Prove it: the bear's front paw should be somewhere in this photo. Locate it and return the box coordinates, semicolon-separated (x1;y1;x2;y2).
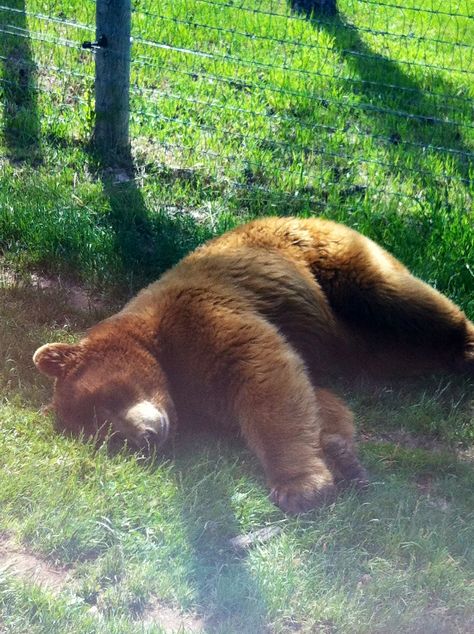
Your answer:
270;474;337;515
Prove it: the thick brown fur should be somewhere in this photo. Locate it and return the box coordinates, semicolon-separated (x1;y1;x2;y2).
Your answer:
33;217;474;514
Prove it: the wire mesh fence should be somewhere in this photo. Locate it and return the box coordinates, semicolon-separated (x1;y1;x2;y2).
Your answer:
0;1;473;221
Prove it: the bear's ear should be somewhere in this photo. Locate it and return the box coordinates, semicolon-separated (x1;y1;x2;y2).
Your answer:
33;342;82;378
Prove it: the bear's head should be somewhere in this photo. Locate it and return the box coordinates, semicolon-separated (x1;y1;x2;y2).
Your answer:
33;325;177;453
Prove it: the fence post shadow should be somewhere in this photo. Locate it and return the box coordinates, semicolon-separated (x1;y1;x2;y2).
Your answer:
290;0;337;15
92;146;159;292
0;0;42;163
287;1;473;184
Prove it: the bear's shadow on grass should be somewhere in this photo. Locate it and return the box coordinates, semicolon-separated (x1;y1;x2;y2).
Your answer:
137;429;274;631
286;1;473;185
0;0;42;164
91;420;272;628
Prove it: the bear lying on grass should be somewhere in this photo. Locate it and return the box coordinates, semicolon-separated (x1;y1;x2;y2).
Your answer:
34;217;474;514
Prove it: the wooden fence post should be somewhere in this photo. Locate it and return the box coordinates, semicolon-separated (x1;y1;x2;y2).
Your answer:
295;0;337;15
94;0;131;159
318;0;337;13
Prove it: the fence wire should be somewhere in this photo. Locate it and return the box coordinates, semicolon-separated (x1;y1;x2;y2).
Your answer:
0;1;473;217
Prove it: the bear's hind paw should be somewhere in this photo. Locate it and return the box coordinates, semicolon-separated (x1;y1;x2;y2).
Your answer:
323;437;369;491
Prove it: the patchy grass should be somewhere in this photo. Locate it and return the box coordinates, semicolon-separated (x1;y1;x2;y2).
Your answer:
0;0;473;632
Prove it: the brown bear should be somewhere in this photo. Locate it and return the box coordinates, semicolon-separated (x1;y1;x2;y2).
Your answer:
33;217;474;514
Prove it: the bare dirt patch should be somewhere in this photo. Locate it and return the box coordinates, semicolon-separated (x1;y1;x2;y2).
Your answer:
141;599;204;632
457;446;474;463
29;273;107;314
360;428;447;452
0;536;205;631
0;266;107;315
361;427;474;466
0;535;71;592
414;474;450;511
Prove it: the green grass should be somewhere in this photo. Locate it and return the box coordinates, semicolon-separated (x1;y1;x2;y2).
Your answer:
0;0;473;304
0;0;474;632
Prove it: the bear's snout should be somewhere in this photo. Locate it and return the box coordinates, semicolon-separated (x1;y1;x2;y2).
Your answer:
124;401;170;451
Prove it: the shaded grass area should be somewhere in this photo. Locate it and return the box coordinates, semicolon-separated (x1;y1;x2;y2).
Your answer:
0;0;42;163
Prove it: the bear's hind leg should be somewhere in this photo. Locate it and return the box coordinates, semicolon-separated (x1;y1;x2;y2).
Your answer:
322;262;474;376
315;388;369;490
